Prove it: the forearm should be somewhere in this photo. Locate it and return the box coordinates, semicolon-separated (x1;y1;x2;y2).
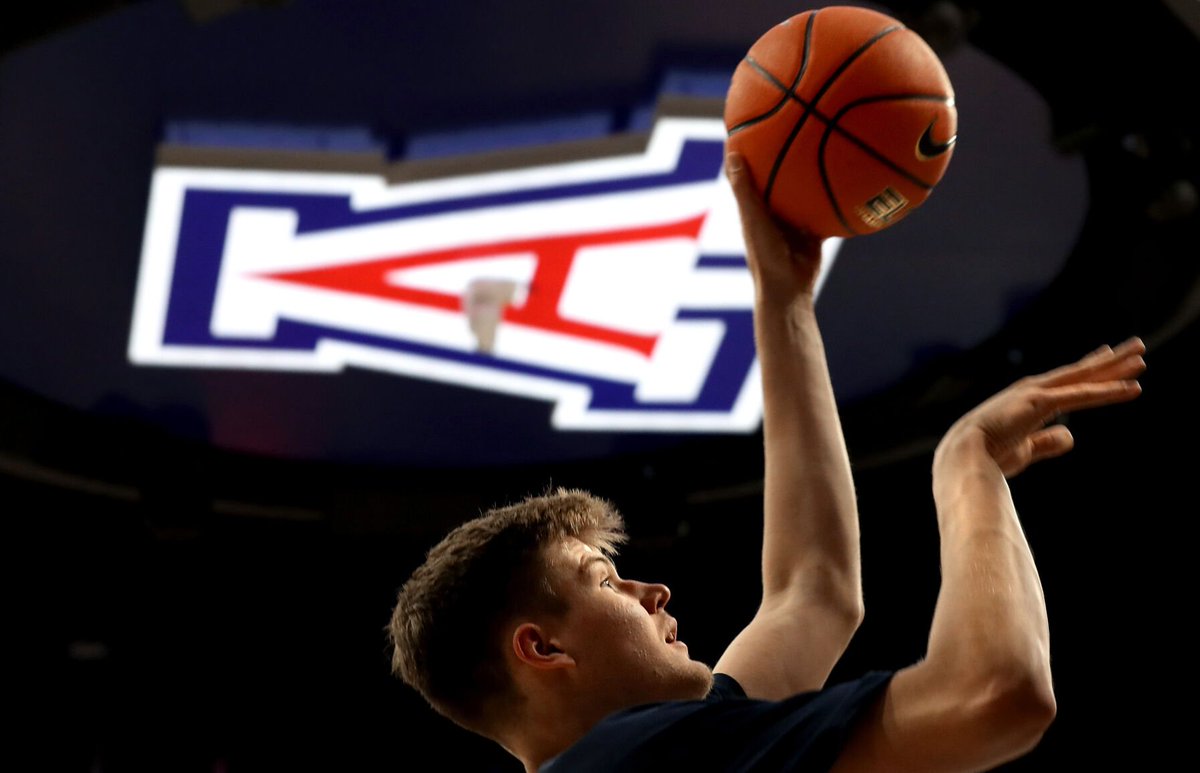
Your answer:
757;295;861;607
927;437;1053;701
871;442;1058;770
709;294;861;697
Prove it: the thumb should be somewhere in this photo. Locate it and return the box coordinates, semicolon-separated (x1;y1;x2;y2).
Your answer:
1027;424;1075;465
724;151;750;191
725;151;769;217
725;150;745;179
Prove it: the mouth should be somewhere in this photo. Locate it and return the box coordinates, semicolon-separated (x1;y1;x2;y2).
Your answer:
665;620;680;646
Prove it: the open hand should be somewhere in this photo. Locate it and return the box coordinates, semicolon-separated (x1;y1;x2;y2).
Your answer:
936;338;1147;479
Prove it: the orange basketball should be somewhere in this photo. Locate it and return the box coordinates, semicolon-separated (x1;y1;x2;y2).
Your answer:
724;5;958;239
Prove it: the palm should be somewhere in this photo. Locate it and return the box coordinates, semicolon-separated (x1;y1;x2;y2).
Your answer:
946;340;1146;479
726;155;824;299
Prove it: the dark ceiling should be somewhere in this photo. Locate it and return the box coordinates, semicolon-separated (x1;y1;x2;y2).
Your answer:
4;2;1197;772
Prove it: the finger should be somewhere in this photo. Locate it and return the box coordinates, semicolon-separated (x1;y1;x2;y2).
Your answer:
1039;379;1143;417
725;152;768;215
1063;351;1148;388
1102;353;1148;381
1040;337;1146;387
1080;337;1143;360
1114;335;1145;353
1077;349;1146;384
1027;424;1075;464
725;152;782;256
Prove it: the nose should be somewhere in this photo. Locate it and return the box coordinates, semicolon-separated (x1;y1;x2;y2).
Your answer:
636;581;671;615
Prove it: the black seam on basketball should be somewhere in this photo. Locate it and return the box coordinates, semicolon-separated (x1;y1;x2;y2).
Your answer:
825;94;956;189
763;11;820;202
728;13;816;136
727;58;805;137
765;23;903;206
809;25;904;111
817;124;862;236
795;9;817;90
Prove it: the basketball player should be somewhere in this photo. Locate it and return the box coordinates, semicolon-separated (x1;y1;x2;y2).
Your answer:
386;152;1147;771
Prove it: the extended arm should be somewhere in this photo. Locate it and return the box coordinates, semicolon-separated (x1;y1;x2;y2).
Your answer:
714;152;863;699
833;338;1146;773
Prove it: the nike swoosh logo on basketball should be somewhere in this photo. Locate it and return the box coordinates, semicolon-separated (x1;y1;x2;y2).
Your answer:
916;121;956;161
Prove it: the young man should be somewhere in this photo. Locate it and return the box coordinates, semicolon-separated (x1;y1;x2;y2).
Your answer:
387;153;1147;772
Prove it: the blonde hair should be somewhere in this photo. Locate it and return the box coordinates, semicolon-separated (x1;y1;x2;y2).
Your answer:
386;487;626;731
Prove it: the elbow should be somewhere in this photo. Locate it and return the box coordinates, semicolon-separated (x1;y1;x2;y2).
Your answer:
844;596;866;634
972;668;1057;759
815;581;864;642
766;566;864;636
813;566;866;632
828;595;865;652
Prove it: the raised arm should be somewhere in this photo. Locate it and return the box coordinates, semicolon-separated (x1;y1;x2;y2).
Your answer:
833;337;1147;773
713;152;864;699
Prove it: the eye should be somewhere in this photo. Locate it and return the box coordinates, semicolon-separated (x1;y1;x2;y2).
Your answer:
601;577;616;590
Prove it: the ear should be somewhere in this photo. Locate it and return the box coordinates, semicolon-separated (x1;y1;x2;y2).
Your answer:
511;622;575;670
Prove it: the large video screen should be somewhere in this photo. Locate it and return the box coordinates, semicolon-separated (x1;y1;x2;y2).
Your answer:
0;1;1086;467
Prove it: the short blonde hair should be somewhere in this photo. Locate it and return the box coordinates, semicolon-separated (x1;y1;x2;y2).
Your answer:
386;487;626;732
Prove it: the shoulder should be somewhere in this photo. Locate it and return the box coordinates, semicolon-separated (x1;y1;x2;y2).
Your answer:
707;672;748;701
710;670;893;714
541;671;895;773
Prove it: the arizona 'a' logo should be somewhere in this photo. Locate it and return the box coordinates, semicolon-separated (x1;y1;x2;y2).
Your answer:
129;116;838;432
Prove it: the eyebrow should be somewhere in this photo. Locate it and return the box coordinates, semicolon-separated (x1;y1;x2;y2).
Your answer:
578;554;616;576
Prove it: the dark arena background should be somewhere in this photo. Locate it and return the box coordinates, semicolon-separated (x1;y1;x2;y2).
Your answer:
3;1;1196;771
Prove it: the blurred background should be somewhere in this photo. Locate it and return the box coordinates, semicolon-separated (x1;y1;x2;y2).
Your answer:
3;1;1196;770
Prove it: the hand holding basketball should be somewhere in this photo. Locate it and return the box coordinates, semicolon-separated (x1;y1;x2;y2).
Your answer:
726;151;825;303
724;5;958;240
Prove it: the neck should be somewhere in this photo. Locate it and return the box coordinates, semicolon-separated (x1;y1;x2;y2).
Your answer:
499;697;612;772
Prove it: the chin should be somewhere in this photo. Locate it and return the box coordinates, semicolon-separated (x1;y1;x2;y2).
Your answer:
679;662;716;699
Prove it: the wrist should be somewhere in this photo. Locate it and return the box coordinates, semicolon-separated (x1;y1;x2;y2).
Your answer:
755;289;816;325
932;429;1005;498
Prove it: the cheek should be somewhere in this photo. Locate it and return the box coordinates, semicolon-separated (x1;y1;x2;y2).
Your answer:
615;610;661;660
581;603;650;658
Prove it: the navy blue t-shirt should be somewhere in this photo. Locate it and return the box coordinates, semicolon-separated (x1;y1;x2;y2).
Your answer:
540;671;893;772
